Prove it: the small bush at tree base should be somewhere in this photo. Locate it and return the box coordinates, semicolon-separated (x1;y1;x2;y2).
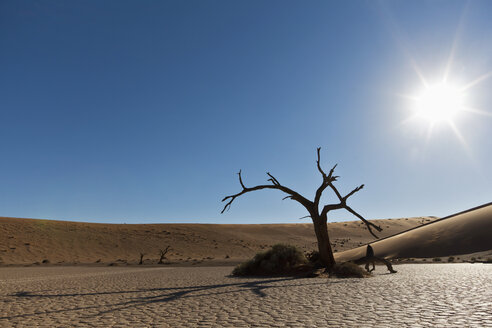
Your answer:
331;262;370;278
232;244;310;276
305;250;324;268
448;256;455;262
233;245;376;278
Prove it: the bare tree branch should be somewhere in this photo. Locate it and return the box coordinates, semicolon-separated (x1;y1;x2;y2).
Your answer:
345;205;382;238
158;246;172;264
221;171;312;214
266;172;280;186
314;148;340;207
319;180;380;237
238;170;246;189
320;203;344;217
343;184;364;201
316;147;327;178
328;164;338;181
299;215;311;220
328;183;343;202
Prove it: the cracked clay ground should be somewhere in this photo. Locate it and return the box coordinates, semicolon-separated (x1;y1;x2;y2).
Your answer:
0;263;491;327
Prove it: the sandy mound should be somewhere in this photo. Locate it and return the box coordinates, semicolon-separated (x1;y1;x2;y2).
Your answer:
335;202;492;262
0;216;431;265
3;203;490;266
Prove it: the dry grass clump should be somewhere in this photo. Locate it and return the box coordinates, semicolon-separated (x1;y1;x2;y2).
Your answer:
331;262;370;278
232;244;310;276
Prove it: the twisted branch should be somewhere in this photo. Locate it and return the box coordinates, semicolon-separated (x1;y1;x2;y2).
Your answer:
266;172;280;186
238;170;246;189
344;184;364;201
345;206;382;238
221;171;312;214
314;147;339;207
321;182;381;238
316;147;326;178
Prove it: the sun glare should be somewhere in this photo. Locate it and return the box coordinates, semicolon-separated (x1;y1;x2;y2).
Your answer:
395;2;492;152
414;83;464;122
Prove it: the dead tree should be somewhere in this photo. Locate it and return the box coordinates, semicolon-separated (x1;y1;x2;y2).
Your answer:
139;252;145;265
221;147;382;270
158;246;172;264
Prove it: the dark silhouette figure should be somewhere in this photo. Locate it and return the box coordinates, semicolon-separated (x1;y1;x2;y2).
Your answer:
354;245;397;274
365;244;375;272
221;148;383;271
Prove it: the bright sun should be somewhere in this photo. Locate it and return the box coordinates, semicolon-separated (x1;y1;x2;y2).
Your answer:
414;83;464;123
397;8;492;149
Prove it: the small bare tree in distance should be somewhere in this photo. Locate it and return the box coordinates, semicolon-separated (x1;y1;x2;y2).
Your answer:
221;147;382;270
139;252;145;265
158;246;172;264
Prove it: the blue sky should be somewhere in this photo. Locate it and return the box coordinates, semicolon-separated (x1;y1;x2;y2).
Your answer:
1;0;491;224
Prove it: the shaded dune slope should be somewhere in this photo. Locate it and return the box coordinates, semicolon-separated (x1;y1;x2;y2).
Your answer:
335;202;492;262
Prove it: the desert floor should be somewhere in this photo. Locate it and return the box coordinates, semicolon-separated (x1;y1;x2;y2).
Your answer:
1;264;491;327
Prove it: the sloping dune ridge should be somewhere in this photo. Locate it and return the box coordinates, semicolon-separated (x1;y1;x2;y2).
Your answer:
0;216;432;265
0;202;490;265
335;202;492;262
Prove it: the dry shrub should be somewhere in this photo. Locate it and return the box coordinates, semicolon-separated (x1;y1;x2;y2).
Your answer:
232;244;310;276
233;246;373;278
331;262;370;278
305;250;324;268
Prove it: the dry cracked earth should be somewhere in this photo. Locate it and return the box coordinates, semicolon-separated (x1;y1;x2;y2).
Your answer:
0;264;491;327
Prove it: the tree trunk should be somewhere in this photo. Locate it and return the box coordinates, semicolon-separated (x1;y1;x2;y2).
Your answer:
312;216;336;270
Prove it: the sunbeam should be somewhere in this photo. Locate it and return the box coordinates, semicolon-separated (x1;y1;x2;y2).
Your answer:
425;122;435;145
462;106;492;117
447;120;468;148
442;2;469;83
460;70;492;91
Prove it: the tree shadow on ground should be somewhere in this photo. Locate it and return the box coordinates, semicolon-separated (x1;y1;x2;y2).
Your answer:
3;276;348;320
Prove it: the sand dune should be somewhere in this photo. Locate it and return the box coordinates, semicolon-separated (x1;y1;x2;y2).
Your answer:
0;216;432;265
335;202;492;262
2;203;490;266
